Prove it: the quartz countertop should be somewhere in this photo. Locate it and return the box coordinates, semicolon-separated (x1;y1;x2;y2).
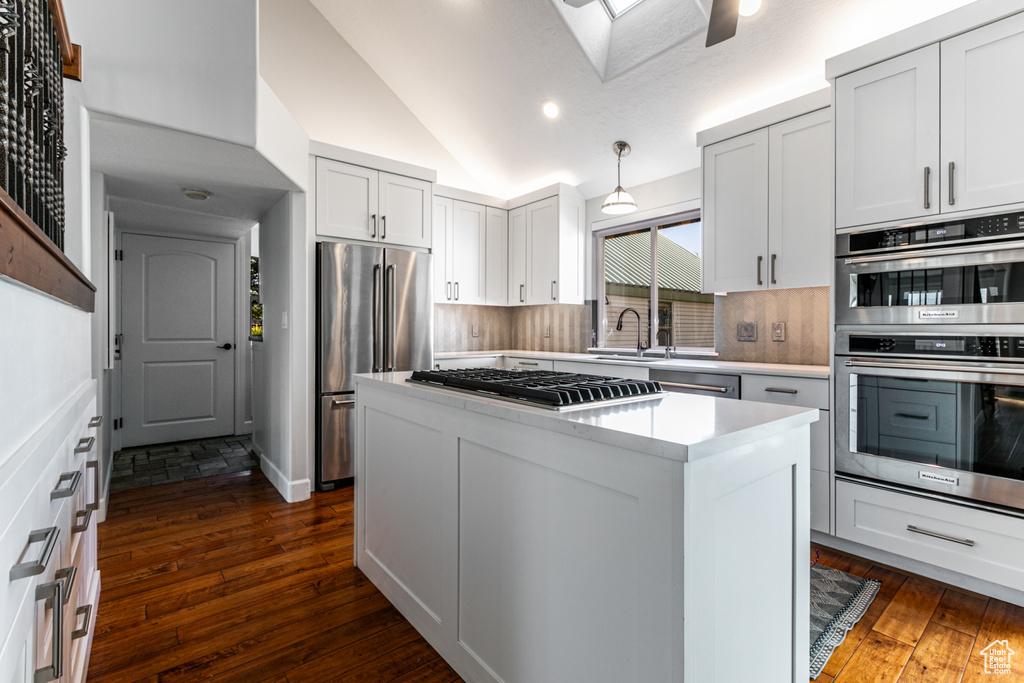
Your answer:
434;349;829;379
355;371;819;462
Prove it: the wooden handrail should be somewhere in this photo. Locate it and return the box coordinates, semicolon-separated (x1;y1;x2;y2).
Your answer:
45;0;82;81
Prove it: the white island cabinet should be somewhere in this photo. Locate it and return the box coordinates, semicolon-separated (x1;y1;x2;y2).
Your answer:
354;372;818;683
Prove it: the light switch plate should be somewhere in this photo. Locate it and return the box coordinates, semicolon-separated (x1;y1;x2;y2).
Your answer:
737;322;756;342
544;324;551;338
772;322;786;342
471;324;479;338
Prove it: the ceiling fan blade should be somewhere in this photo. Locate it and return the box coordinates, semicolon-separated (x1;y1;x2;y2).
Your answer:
705;0;739;47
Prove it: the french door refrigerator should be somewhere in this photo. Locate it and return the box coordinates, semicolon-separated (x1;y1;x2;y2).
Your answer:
316;242;433;490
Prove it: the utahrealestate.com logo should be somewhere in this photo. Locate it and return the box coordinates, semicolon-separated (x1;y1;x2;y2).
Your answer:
981;640;1015;675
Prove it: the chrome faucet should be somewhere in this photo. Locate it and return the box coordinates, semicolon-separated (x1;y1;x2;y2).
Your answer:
616;308;644;357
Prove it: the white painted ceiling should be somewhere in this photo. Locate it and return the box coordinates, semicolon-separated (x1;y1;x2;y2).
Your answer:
309;0;975;200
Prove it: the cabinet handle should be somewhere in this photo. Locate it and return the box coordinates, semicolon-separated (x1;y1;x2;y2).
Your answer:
50;471;81;500
88;415;102;428
35;580;63;682
551;280;557;301
370;213;377;238
517;361;539;366
660;381;729;394
86;460;100;511
72;604;93;640
454;282;460;301
756;255;763;286
907;524;974;547
72;509;93;534
923;166;931;209
764;387;798;394
520;284;525;303
948;162;955;206
381;215;387;240
55;566;77;606
895;412;930;420
446;282;452;301
770;254;777;285
74;436;94;454
10;527;59;581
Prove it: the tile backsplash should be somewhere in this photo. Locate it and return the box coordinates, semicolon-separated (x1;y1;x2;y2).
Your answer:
714;286;830;366
434;303;591;354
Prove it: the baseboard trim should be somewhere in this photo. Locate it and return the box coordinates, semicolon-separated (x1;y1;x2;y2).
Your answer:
258;451;311;503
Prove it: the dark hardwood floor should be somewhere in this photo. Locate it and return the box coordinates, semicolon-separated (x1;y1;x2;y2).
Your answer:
88;469;460;682
89;467;1024;682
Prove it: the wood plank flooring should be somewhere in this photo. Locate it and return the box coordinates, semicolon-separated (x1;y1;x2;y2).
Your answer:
812;544;1024;682
88;469;460;682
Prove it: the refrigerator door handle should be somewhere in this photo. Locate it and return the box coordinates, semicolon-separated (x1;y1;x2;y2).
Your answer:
387;264;397;371
372;264;382;372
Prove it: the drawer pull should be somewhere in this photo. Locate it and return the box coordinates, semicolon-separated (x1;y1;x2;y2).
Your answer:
764;387;798;395
517;361;539;366
72;509;93;534
88;415;103;428
35;580;64;682
72;604;93;640
55;566;77;606
51;471;81;500
74;436;95;454
86;461;100;511
660;381;729;394
895;412;930;420
907;524;974;547
10;527;59;581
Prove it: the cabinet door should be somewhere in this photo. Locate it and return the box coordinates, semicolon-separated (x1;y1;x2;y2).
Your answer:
432;197;453;303
379;172;432;248
451;201;486;305
835;45;940;228
701;129;769;293
485;207;508;306
768;108;832;289
315;158;379;241
525;197;559;305
507;207;527;307
941;13;1024;212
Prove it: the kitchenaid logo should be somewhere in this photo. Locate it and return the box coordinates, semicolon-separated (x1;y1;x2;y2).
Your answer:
982;639;1015;674
919;471;958;486
919;309;959;319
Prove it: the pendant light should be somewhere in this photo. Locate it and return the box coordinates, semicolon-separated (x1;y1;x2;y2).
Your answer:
601;141;638;215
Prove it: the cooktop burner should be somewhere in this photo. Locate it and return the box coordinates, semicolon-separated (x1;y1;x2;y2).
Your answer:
408;368;665;411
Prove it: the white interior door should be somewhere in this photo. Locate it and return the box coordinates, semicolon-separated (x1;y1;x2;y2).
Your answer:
120;233;236;448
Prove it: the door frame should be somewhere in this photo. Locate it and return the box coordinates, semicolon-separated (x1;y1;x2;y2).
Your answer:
114;226;253;441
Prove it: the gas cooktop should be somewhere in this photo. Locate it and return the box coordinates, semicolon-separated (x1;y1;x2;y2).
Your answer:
407;368;665;411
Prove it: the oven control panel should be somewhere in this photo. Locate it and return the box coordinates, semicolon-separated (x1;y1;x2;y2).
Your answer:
844;334;1024;358
842;211;1024;254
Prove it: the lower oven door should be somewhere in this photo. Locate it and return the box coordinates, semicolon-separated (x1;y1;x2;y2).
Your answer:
836;356;1024;509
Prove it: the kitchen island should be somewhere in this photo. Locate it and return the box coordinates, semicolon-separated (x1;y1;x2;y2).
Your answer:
354;371;818;682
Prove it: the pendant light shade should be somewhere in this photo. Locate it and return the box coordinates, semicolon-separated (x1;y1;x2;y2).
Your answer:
601;141;638;215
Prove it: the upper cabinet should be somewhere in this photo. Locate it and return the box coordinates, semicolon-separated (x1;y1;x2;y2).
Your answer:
835;12;1024;228
701;105;832;293
485;207;508;306
316;157;432;248
507;191;585;306
433;196;508;306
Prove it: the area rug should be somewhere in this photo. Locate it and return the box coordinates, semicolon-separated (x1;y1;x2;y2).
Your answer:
809;564;882;679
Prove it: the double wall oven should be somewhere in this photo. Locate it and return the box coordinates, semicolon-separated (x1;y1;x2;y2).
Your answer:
835;211;1024;511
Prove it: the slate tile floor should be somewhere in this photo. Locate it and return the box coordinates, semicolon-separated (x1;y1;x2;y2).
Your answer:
110;435;259;492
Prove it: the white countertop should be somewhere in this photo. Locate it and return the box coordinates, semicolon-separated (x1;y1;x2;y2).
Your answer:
434;349;829;379
355;371;819;462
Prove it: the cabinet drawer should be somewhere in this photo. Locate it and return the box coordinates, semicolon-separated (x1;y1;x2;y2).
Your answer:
553;360;648;381
434;356;502;371
505;357;554;371
810;469;830;534
836;479;1024;590
743;374;828;409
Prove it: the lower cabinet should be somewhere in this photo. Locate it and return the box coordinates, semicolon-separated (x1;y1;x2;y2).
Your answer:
433;356;503;371
552;359;649;381
505;356;554;371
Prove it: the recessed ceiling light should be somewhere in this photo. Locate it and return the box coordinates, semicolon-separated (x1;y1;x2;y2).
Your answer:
184;188;211;200
542;101;560;119
738;0;762;17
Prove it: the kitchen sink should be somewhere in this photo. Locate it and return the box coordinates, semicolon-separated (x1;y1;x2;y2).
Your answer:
594;355;661;363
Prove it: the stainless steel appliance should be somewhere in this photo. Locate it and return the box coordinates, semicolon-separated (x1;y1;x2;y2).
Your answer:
407;368;664;410
648;368;739;398
317;242;432;490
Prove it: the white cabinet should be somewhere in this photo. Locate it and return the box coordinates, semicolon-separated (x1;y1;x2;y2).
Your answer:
835;12;1024;228
316;157;431;248
508;192;585;306
433;197;507;306
702;108;831;293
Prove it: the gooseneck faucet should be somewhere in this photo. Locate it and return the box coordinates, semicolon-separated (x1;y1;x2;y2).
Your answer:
616;308;644;357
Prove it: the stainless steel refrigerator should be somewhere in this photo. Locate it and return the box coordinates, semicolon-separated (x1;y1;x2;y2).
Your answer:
316;242;433;490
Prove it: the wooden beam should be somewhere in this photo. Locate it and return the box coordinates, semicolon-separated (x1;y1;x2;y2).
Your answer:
0;186;95;311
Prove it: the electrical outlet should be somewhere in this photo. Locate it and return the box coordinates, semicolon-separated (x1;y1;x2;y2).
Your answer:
471;324;479;338
544;324;551;338
772;322;786;342
281;310;288;330
736;322;756;342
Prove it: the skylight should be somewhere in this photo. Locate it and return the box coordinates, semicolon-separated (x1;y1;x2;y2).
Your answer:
601;0;645;19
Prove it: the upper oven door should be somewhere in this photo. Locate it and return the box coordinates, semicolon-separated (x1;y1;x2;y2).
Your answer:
836;240;1024;325
835;355;1024;509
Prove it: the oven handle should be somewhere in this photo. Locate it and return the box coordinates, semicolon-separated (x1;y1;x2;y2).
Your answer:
845;359;1024;376
842;239;1024;265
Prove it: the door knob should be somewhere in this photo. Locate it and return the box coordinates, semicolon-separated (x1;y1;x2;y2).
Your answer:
217;343;233;350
